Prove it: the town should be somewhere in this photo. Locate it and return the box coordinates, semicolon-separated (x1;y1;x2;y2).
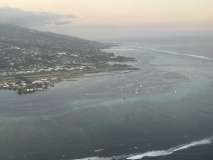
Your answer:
0;24;135;94
0;77;61;94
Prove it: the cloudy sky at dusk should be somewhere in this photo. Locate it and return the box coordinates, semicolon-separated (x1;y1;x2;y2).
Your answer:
1;0;213;40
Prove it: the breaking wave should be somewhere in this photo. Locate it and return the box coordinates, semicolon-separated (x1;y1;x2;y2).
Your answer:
129;45;213;60
75;138;212;160
74;156;125;160
127;138;212;159
74;157;111;160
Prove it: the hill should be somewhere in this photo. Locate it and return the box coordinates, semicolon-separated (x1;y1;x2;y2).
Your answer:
0;24;135;94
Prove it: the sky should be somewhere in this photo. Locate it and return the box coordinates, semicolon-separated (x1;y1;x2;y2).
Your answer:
0;0;213;40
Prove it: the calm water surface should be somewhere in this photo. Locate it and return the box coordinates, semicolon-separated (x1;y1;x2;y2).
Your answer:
0;37;213;160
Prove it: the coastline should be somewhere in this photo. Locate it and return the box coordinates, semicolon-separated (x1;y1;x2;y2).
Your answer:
0;40;213;160
0;64;139;94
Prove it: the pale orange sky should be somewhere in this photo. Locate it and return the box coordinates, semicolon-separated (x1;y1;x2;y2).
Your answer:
1;0;213;40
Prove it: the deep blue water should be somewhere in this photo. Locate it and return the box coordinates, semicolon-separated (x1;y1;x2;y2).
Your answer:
0;36;213;160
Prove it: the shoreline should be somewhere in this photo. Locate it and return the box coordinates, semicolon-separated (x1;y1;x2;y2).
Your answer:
0;65;139;95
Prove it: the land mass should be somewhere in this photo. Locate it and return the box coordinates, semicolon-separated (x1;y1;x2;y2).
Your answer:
0;24;136;94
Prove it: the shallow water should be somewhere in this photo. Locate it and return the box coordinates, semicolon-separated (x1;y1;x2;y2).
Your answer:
0;37;213;160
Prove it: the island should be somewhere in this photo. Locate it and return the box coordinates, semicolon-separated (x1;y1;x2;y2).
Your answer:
0;24;137;94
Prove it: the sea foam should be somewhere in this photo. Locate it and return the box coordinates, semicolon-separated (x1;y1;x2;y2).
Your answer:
129;45;213;60
74;138;212;160
126;138;212;159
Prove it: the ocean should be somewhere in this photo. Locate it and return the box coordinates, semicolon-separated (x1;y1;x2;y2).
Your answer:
0;36;213;160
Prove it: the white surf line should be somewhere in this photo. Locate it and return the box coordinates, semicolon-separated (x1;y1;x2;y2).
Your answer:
74;156;123;160
127;45;213;60
74;138;212;160
74;157;106;160
126;138;212;160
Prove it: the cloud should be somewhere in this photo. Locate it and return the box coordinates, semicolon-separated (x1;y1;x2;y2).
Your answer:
80;25;120;29
0;7;77;26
